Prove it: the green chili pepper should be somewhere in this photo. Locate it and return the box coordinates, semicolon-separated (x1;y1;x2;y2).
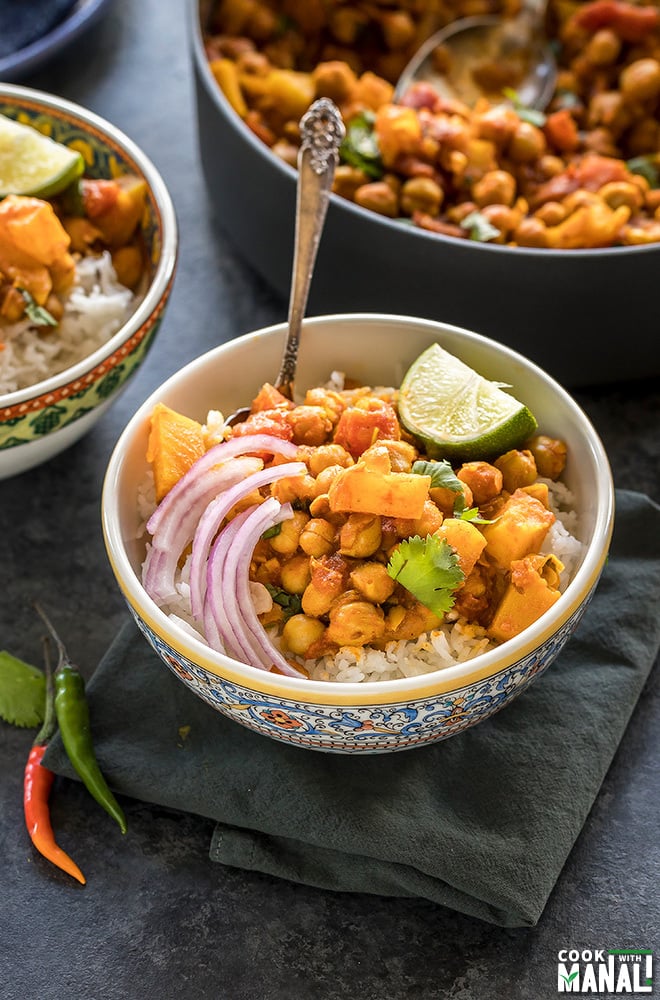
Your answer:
34;604;127;835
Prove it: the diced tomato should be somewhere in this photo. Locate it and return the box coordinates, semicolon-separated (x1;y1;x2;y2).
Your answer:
531;155;628;208
231;408;294;442
544;110;580;154
250;382;294;413
571;0;659;42
333;399;400;458
81;179;120;219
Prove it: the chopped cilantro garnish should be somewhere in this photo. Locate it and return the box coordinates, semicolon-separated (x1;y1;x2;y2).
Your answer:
627;155;660;189
340;111;384;180
502;88;547;127
387;535;464;617
412;459;466;514
18;288;58;327
458;507;497;525
264;584;303;621
262;523;282;540
460;210;500;243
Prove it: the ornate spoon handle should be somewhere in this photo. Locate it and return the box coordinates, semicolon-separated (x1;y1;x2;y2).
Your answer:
275;98;345;398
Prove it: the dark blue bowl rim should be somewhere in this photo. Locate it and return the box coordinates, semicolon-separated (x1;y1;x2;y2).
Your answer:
0;0;113;82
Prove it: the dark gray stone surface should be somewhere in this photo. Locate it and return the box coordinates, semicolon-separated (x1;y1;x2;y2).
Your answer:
1;2;658;998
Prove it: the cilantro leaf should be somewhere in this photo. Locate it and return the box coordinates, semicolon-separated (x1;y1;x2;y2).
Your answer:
387;535;464;617
264;584;303;622
262;523;282;540
460;210;500;243
502;87;547;127
340;111;384;180
0;651;46;728
18;288;58;327
458;506;497;525
627;155;659;189
412;459;466;514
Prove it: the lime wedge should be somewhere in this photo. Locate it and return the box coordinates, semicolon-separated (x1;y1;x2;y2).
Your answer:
398;343;538;461
0;114;84;199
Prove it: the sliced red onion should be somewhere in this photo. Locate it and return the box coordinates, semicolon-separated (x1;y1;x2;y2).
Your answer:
146;434;298;536
189;460;306;619
143;456;263;604
221;499;305;678
206;508;262;665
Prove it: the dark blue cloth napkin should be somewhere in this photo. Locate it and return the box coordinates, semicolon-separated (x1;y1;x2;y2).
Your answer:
44;490;660;926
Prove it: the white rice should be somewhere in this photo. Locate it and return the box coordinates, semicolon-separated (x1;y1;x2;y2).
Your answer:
138;468;584;683
0;252;136;395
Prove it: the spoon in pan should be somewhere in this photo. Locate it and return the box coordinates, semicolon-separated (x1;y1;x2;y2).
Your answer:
394;0;556;111
226;98;345;427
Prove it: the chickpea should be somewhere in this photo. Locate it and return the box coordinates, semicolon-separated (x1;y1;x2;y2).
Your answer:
286;405;333;446
329;7;369;46
354;181;399;218
400;176;444;216
268;510;310;555
282;614;326;657
582;128;618;157
587;91;629;135
350;562;396;604
280;554;311;594
339;514;382;558
325;596;386;647
312;60;358;103
299;518;336;557
538;155;565;179
493;449;538;492
457;462;503;504
271;473;317;505
599;181;643;212
44;293;65;323
0;284;28;322
508;122;547;163
302;581;334;617
447;201;479;224
271;140;298;168
473;170;516;208
585;29;621;67
333;165;370;201
513;217;550;248
313;465;347;497
626;118;659;156
534;201;567;227
304;387;346;422
620;59;660;103
526;435;567;480
308;445;353;477
430;482;472;518
380;11;415;50
395;499;444;537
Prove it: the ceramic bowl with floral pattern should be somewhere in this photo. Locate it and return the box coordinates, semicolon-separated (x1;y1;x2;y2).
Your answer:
102;314;614;753
0;83;177;479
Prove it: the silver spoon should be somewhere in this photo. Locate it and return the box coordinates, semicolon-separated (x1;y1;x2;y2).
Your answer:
394;0;556;111
226;98;345;426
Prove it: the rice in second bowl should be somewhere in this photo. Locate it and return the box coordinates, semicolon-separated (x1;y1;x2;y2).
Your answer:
0;252;139;395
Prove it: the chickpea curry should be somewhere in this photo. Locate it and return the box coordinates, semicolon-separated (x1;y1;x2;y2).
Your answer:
204;0;660;249
145;377;574;670
0;177;147;330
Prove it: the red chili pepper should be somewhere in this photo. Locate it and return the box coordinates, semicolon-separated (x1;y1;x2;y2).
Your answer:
23;640;86;885
572;0;659;43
